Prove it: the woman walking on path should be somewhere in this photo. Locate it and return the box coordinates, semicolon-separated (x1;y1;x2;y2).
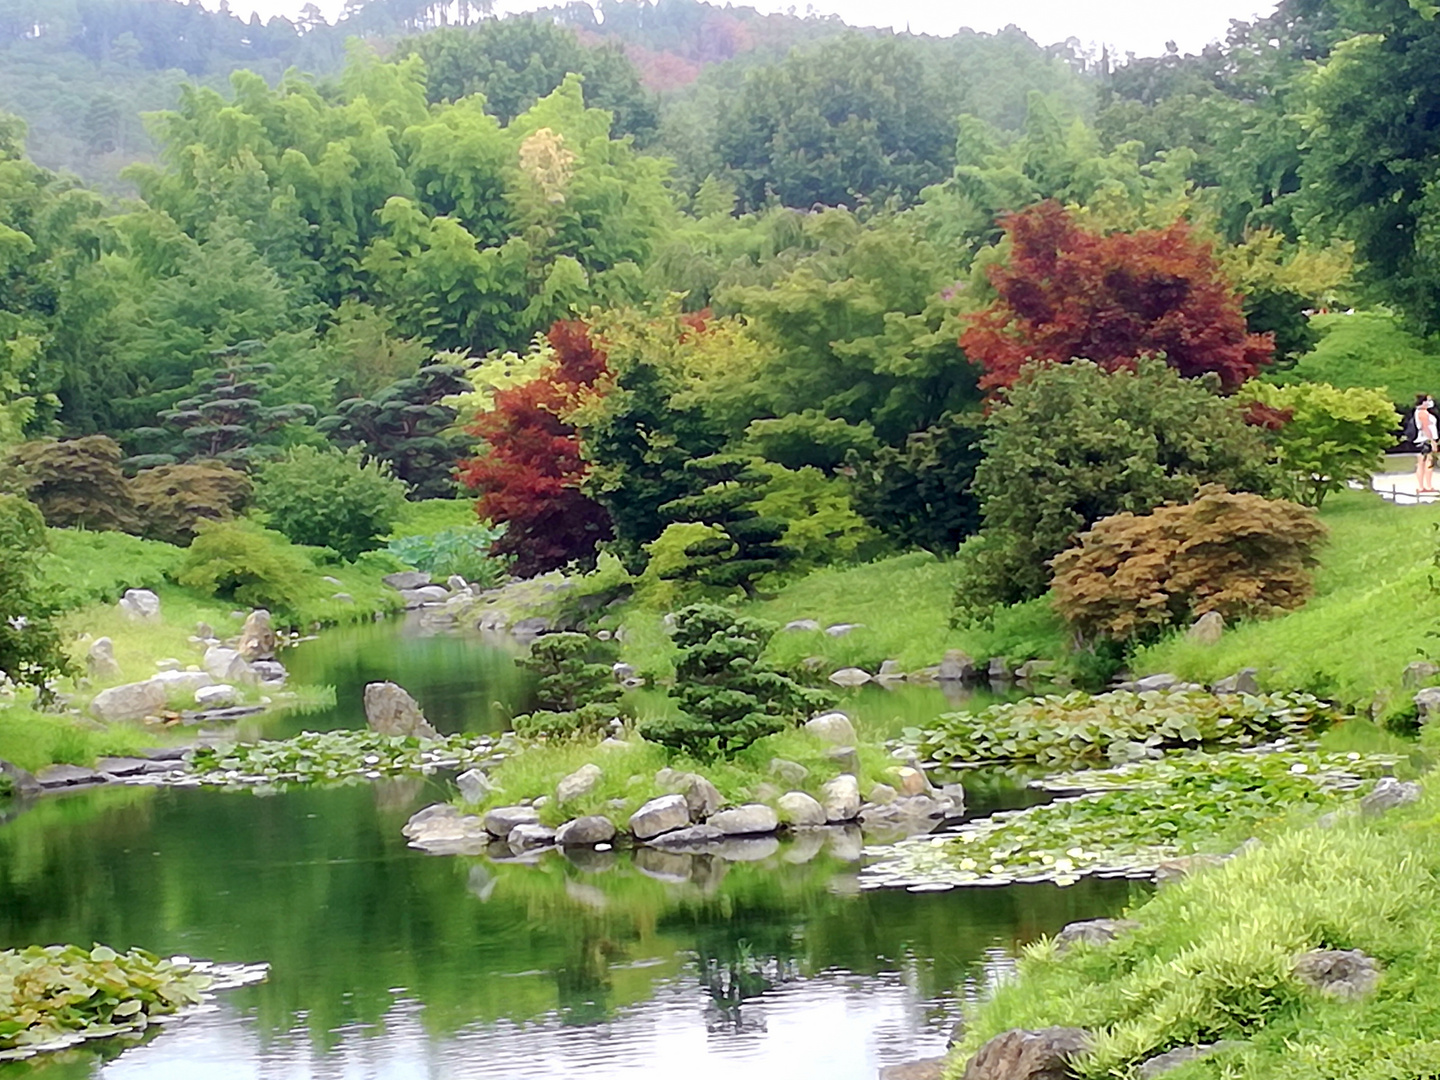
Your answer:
1414;394;1438;493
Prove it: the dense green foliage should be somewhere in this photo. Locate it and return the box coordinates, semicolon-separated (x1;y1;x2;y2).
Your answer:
512;632;625;739
128;462;252;545
386;524;509;586
256;447;408;562
173;520;318;614
0;493;70;694
640;604;829;757
190;729;495;783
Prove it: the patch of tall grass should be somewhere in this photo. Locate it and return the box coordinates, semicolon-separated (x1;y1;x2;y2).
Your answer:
0;704;158;772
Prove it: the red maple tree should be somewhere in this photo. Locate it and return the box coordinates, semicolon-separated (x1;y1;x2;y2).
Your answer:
459;321;613;577
960;201;1273;392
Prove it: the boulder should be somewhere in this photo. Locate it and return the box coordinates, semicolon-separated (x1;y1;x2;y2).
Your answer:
154;658;180;671
707;804;779;836
1130;673;1181;692
859;795;946;832
35;764;101;787
1016;659;1057;681
1054;918;1140;953
400;586;449;608
508;823;557;852
456;768;492;805
90;679;168;722
987;656;1012;681
879;1058;947;1080
446;575;468;593
1402;660;1440;688
628;794;691;839
556;763;603;803
828;667;872;687
202;645;255;685
556;815;617;846
937;649;976;682
1154;853;1226;886
868;783;898;805
675;773;724;819
960;1027;1091;1080
776;791;826;826
1414;686;1440;724
1360;776;1421;816
824;623;862;637
768;758;809;785
876;659;905;682
383;570;432;590
363;681;440;739
0;759;41;797
804;712;858;745
117;588;161;622
235;609;278;662
149;669;214;695
86;637;122;680
783;619;821;632
483;805;540;838
821;774;861;823
1137;1043;1244;1080
892;765;932;797
250;660;287;686
1187;610;1226;644
612;662;637;681
1212;668;1260;695
194;683;240;708
511;616;551;642
648;824;726;848
826;745;861;775
1292;948;1381;1000
195;622;214;639
402;804;489;852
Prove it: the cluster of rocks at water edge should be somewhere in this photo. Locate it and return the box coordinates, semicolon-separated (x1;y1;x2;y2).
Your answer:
403;711;965;864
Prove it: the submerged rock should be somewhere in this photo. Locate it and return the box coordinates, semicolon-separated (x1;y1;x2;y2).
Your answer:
629;794;691;839
363;682;440;739
960;1027;1091;1080
879;1058;947;1080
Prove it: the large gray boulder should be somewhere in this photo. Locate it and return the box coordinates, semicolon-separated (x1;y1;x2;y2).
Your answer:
776;790;826;826
1212;668;1260;695
1360;776;1421;816
707;804;779;836
117;588;161;622
90;679;168;722
383;570;432;590
194;683;240;707
648;823;726;849
508;823;557;852
1414;685;1440;724
86;637;122;680
202;645;255;685
456;768;492;805
236;609;277;661
402;803;488;850
805;712;858;745
556;763;603;804
363;682;440;739
960;1027;1091;1080
828;667;872;687
556;815;616;846
936;649;975;682
821;774;861;823
671;772;723;819
148;669;214;695
483;805;540;838
1292;948;1381;1000
629;794;690;839
1186;611;1226;644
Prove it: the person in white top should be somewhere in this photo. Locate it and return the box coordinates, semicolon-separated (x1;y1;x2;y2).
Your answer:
1415;394;1438;493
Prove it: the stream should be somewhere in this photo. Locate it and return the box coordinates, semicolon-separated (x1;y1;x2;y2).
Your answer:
0;620;1138;1079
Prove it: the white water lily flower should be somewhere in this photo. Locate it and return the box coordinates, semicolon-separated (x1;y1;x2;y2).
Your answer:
1066;846;1085;858
990;864;1005;875
1290;763;1308;774
958;858;977;871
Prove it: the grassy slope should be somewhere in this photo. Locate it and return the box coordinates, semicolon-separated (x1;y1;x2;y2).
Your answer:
948;738;1440;1080
1269;310;1440;406
1134;488;1440;717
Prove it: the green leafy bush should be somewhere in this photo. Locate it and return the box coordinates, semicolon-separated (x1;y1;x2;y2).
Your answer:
173;520;315;614
1051;488;1327;645
0;944;211;1058
954;360;1274;621
387;525;509;586
129;462;253;545
256;446;407;561
640;604;832;757
1244;380;1399;507
753;463;882;571
36;528;184;610
511;632;625;738
0;495;70;694
908;688;1343;767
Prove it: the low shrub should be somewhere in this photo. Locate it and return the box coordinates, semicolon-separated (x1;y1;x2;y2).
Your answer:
1051;488;1327;645
387;525;509;586
640;604;832;757
908;688;1343;766
36;528;184;609
256;446;407;561
0;495;71;694
8;435;138;532
129;462;253;545
511;632;626;739
173;520;315;615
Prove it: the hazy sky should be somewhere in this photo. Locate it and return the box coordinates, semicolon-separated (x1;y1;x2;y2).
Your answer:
218;0;1276;59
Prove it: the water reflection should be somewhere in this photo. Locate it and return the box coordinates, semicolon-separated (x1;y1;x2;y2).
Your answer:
0;781;1138;1079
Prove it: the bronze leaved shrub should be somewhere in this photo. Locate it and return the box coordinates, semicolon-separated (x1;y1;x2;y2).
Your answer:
130;463;253;545
1051;486;1326;643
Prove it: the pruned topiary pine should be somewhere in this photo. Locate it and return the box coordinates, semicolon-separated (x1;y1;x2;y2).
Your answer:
512;632;625;739
640;604;831;758
1051;487;1327;645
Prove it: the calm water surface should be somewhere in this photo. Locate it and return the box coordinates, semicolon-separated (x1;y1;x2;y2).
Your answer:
0;621;1136;1079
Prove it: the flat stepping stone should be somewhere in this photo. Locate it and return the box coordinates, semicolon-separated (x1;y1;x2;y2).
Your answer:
35;764;103;787
94;757;153;776
139;746;191;761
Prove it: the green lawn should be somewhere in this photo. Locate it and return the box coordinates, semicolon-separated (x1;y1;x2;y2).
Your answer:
1269;310;1440;406
1135;487;1440;718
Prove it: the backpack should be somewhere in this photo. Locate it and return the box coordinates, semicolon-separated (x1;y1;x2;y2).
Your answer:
1404;409;1420;443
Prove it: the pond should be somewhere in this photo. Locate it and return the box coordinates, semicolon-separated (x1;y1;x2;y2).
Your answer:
0;621;1138;1079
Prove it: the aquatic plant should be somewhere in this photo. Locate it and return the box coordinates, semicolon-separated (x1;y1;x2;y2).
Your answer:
906;689;1343;767
861;747;1399;890
189;730;498;785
